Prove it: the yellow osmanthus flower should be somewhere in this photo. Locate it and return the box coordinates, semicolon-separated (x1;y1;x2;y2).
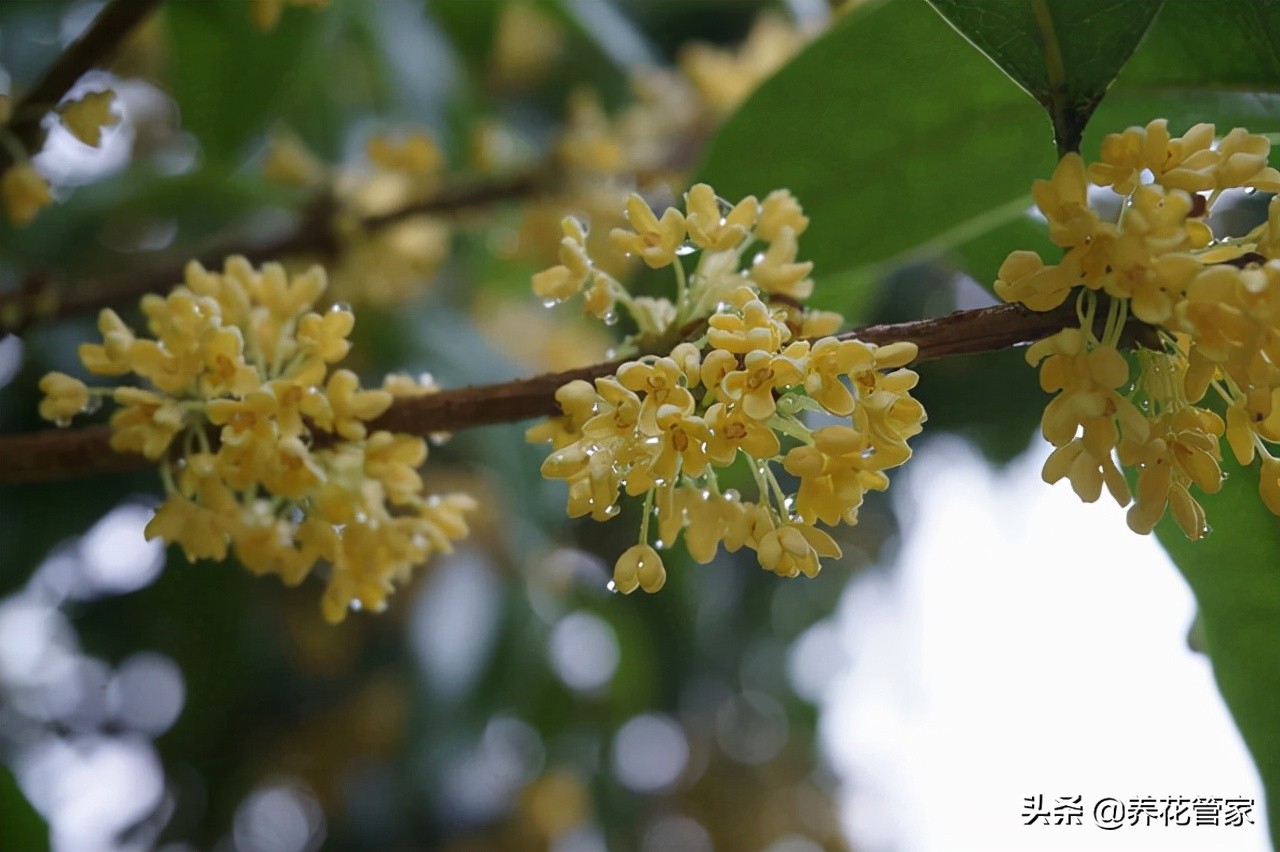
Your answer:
260;127;452;306
999;119;1280;539
56;90;119;147
2;162;53;227
678;12;809;117
527;186;925;592
38;256;474;623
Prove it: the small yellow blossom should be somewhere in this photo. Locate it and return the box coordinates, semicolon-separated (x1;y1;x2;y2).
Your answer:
56;90;119;147
610;194;686;269
37;373;89;424
3;163;52;227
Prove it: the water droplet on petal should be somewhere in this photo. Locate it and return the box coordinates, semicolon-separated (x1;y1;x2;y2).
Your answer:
603;504;621;519
606;580;618;593
81;395;103;415
675;240;697;256
331;302;352;314
54;416;71;428
349;599;363;612
654;539;665;550
542;298;562;309
602;310;619;326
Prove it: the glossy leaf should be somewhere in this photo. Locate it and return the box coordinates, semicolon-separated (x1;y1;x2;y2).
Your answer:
165;0;324;165
929;0;1164;152
696;0;1056;311
1155;456;1280;844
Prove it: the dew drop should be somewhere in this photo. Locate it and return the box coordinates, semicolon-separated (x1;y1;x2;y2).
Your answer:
603;504;621;519
716;196;735;218
428;432;450;446
602;310;619;326
1245;187;1259;195
724;489;740;502
542;298;562;309
349;599;363;612
675;240;698;256
654;539;666;550
752;251;766;266
81;395;103;415
54;416;71;428
1201;524;1213;537
605;348;617;359
606;580;619;593
331;302;352;314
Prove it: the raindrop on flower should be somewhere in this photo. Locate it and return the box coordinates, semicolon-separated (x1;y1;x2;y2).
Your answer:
601;309;619;326
654;539;665;550
603;504;620;519
675;240;697;256
542;298;562;309
349;599;363;612
606;580;618;593
331;302;352;314
81;395;103;415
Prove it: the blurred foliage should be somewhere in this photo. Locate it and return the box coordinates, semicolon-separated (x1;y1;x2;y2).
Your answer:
0;0;1278;847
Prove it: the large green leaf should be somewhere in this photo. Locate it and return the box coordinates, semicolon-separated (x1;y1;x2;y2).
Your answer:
1086;0;1280;147
165;0;325;165
929;0;1163;153
696;0;1056;311
1155;457;1280;845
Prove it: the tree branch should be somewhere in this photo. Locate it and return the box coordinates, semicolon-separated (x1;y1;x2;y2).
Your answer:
0;169;551;334
0;0;165;174
0;301;1077;485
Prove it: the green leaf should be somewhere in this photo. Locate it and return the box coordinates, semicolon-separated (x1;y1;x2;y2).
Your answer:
695;0;1057;312
928;0;1164;153
1085;0;1280;148
1155;456;1280;845
165;0;325;165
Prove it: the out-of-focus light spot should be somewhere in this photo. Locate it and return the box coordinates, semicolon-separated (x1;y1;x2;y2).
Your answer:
440;716;544;822
232;779;326;852
552;824;609;852
109;652;185;736
42;655;110;730
78;503;165;597
715;691;788;765
16;734;165;852
612;714;688;793
642;814;712;852
787;620;846;703
0;597;78;687
411;551;501;702
548;611;619;691
0;334;22;389
763;835;824;852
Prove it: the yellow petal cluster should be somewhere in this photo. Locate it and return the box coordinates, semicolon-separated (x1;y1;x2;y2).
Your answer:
261;128;452;306
56;90;119;147
1000;120;1280;539
38;256;474;622
529;186;925;592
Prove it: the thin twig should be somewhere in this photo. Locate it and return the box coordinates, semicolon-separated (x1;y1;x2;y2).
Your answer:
0;169;551;333
0;0;164;173
0;301;1078;485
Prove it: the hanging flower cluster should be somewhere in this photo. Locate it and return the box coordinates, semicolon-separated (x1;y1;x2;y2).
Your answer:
526;185;926;592
38;256;475;622
997;119;1280;539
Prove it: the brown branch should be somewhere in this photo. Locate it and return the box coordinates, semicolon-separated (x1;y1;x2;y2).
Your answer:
0;0;164;174
1;169;553;334
0;301;1079;485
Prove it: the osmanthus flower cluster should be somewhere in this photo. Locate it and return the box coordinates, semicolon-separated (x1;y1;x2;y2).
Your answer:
38;257;475;622
263;128;452;305
996;119;1280;539
526;184;926;593
1;89;119;228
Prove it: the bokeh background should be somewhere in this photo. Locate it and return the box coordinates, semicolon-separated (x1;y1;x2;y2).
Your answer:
0;1;1268;850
